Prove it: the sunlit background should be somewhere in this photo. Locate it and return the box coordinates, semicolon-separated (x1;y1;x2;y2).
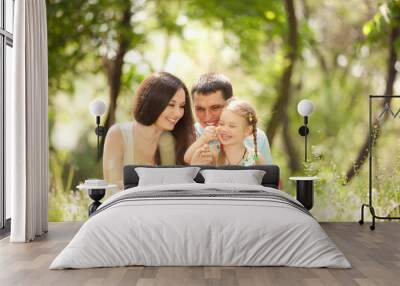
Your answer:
46;0;400;222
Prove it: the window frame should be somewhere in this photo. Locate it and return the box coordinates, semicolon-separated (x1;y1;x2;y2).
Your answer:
0;0;14;235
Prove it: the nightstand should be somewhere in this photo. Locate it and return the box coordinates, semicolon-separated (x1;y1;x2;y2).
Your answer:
289;176;319;210
77;180;117;215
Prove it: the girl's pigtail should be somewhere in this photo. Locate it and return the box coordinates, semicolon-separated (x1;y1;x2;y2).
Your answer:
248;112;258;161
252;122;258;161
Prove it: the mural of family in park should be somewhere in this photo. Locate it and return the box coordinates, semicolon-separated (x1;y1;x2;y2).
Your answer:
102;72;271;189
46;0;400;222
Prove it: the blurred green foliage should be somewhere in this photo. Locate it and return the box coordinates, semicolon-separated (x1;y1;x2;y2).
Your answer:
47;0;400;222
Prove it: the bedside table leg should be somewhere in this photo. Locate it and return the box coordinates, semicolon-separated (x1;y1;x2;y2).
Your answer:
89;201;102;216
88;189;106;216
296;180;314;210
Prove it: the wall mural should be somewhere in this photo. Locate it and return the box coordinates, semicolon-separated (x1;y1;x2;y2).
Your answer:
46;0;400;222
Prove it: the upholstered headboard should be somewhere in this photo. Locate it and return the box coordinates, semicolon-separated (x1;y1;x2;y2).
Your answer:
123;165;280;190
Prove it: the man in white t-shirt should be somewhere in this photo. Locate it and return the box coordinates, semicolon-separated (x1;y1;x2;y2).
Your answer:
185;72;272;164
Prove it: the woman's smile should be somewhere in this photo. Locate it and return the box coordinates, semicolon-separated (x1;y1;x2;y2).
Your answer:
155;88;186;131
166;117;179;125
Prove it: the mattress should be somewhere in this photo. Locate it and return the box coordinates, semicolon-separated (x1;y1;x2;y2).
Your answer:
50;183;351;269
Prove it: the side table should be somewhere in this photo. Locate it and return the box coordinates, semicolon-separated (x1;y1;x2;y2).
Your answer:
289;176;319;210
77;181;117;216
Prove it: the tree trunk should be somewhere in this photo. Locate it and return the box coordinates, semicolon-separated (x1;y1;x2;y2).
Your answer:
99;9;131;160
345;26;400;183
282;112;301;172
266;0;298;145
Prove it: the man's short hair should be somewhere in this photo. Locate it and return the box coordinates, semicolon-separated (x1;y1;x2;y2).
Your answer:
191;72;233;100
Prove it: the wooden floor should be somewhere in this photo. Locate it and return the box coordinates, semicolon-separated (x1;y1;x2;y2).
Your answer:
0;222;399;286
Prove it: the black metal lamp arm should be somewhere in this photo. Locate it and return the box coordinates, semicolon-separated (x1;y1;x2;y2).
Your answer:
95;116;106;161
298;116;309;162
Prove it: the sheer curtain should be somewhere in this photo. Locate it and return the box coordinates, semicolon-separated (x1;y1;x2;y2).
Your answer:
8;0;48;242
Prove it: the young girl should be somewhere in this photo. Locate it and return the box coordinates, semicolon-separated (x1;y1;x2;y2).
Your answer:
190;99;264;166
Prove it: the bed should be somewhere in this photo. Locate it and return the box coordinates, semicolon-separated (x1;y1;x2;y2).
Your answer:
50;165;351;269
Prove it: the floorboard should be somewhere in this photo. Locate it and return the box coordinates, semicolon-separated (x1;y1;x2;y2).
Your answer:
0;222;399;286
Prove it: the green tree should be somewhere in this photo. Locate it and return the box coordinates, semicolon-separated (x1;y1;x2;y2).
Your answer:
345;0;400;182
185;0;302;171
47;0;187;157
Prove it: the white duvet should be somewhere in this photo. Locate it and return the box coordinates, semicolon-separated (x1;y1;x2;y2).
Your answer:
50;183;351;269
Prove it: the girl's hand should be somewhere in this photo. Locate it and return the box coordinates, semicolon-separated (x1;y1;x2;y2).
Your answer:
200;126;217;144
215;126;223;141
191;144;213;165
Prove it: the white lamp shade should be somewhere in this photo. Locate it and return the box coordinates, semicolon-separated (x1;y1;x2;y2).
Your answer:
297;99;314;116
89;99;106;117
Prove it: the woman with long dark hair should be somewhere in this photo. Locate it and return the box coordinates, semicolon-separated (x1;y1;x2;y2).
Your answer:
103;72;195;189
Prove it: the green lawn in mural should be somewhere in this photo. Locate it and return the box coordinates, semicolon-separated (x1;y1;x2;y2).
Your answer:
46;0;400;222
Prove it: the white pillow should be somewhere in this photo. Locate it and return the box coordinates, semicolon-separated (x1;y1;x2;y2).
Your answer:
200;169;266;185
135;167;201;186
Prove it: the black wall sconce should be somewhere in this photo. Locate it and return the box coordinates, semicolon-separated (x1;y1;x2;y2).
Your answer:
297;99;314;162
89;99;107;161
